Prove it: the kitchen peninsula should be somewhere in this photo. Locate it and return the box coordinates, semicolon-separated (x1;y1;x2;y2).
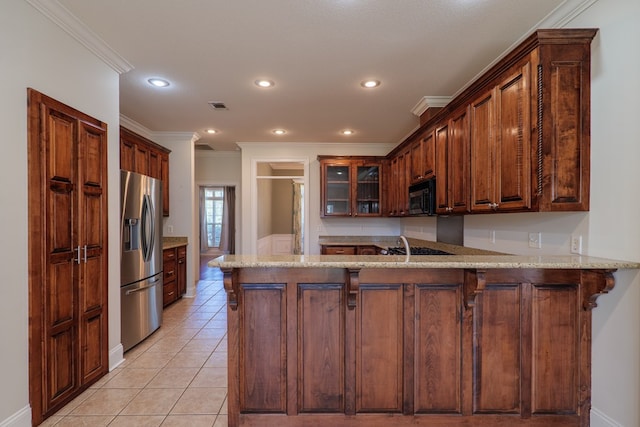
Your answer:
210;252;638;427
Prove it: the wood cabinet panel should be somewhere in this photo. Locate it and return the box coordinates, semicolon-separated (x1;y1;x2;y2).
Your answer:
531;285;579;414
414;285;462;414
543;58;590;211
240;285;287;412
496;63;531;210
435;107;469;214
474;285;522;413
299;284;344;412
357;285;404;412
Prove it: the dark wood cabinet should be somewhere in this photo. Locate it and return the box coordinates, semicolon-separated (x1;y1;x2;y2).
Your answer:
470;58;533;213
319;157;382;217
28;89;109;425
435;106;470;214
222;266;613;426
120;127;171;216
385;148;410;216
163;245;187;306
389;29;596;216
320;245;380;255
410;128;436;184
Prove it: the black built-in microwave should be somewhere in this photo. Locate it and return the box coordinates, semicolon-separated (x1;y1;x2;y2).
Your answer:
408;178;436;216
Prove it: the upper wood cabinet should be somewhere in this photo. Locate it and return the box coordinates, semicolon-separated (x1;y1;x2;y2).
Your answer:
385;148;410;216
470;60;532;213
405;29;596;215
435;106;470;214
319;156;382;217
410;128;436;185
120;127;171;216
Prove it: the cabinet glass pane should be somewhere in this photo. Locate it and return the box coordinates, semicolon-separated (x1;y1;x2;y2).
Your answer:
327;183;350;200
325;201;349;215
356;166;380;214
327;166;349;181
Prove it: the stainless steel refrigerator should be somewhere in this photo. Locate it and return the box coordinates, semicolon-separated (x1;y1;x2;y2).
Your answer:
120;170;163;352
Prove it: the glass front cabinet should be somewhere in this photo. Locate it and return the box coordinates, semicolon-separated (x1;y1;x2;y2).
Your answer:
319;157;382;217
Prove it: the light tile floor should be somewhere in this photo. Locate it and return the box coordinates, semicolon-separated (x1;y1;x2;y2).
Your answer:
41;269;228;427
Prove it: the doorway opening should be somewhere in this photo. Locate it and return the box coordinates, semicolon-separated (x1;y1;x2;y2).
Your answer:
199;185;235;258
255;161;306;255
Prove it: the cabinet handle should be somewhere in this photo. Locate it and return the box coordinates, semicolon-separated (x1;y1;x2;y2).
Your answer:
167;270;175;275
74;246;81;264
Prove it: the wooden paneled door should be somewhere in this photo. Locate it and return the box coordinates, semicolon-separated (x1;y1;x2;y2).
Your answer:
28;89;109;426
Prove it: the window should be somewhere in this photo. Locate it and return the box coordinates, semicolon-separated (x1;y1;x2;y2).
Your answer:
204;187;224;248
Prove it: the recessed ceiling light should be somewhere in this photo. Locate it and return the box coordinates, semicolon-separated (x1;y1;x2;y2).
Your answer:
272;129;286;135
206;129;217;134
341;129;355;136
148;78;170;88
360;79;380;88
255;79;275;88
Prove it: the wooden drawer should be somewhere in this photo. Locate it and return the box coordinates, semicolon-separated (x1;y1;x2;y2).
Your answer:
163;248;176;262
163;281;177;307
164;259;176;282
322;246;356;255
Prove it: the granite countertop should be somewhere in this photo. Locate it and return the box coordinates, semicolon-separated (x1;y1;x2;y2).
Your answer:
163;236;188;250
210;236;639;270
209;254;639;270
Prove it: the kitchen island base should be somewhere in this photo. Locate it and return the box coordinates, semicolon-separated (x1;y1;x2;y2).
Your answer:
221;266;615;427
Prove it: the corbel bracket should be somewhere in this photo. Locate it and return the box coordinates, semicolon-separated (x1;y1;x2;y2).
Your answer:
463;269;486;310
222;267;239;311
347;268;360;309
581;269;616;310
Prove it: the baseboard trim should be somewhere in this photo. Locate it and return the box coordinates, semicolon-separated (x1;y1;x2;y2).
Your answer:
0;405;31;427
591;406;623;427
109;343;124;371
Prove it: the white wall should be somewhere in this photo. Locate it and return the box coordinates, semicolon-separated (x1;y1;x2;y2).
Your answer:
156;133;198;297
0;2;121;425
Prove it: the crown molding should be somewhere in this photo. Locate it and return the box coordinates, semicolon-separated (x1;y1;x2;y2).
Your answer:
119;115;154;140
411;96;452;117
25;0;133;74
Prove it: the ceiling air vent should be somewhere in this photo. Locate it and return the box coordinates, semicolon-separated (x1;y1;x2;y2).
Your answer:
208;101;228;110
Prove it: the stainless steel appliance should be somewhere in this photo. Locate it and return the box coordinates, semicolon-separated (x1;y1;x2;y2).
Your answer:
120;170;163;352
408;178;436;216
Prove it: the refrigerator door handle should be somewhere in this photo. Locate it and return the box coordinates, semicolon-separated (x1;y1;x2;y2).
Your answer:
141;194;155;262
125;282;158;295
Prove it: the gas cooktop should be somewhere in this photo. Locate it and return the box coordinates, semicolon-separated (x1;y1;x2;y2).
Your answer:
384;246;452;255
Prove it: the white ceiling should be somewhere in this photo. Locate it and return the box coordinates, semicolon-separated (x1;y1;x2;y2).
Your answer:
57;0;567;151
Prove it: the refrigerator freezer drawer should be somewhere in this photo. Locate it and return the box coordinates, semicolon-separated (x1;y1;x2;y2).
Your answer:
121;273;163;352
